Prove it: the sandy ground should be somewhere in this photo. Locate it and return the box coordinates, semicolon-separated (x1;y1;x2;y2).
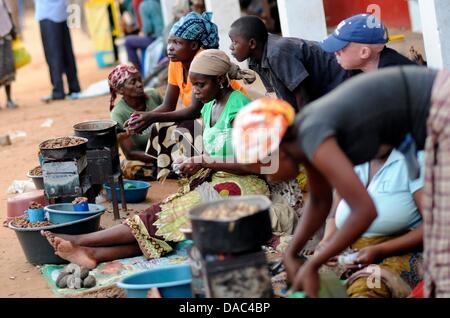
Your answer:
0;10;426;298
0;12;179;298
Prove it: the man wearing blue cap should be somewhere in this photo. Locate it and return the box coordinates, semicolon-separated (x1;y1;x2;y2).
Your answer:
320;14;415;73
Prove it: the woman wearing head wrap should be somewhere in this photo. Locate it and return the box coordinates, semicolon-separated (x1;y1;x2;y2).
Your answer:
40;50;272;268
151;48;272;243
231;66;447;298
128;11;248;180
108;64;163;179
233;96;426;298
186;49;256;159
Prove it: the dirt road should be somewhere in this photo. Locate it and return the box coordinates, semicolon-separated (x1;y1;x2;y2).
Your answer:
0;11;179;298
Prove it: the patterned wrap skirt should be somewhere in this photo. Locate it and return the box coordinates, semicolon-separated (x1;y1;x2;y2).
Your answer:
124;169;270;259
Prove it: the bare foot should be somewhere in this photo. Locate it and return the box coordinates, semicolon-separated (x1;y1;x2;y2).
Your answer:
41;231;58;250
55;239;97;269
40;231;77;247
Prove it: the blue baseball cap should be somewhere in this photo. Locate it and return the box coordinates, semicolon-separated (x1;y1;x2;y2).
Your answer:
320;14;388;53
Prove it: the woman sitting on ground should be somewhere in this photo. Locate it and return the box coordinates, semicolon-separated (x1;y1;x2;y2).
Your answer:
108;64;163;180
128;11;248;180
317;149;425;298
41;49;267;269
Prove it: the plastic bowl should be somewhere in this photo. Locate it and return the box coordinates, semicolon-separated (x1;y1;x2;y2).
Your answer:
117;264;192;298
8;212;104;265
26;172;44;190
45;203;106;224
104;180;150;203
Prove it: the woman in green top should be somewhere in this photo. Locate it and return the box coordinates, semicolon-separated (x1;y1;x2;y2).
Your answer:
40;50;270;268
108;64;163;179
176;49;263;173
200;90;250;158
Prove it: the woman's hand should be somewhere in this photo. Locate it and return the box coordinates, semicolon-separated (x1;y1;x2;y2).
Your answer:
125;111;155;134
283;253;304;286
340;246;383;270
178;156;204;176
314;241;340;267
292;260;321;298
354;245;383;266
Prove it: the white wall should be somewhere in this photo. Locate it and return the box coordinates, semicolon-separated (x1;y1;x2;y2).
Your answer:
408;0;422;32
418;0;450;69
161;0;178;26
277;0;327;41
204;0;242;55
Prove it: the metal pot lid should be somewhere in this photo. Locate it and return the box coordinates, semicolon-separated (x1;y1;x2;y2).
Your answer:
73;120;117;132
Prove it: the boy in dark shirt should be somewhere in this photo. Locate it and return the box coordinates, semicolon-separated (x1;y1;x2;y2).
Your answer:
228;16;349;112
320;14;416;74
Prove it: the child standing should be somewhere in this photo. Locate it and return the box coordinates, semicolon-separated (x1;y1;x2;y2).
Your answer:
228;15;349;112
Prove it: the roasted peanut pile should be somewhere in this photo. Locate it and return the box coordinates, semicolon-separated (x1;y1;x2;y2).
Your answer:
29;201;43;209
12;216;52;228
29;166;42;176
200;203;259;220
40;137;85;149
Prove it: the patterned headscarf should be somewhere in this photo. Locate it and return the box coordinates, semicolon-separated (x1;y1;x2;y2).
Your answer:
190;49;257;84
107;64;139;111
170;11;219;49
232;97;296;163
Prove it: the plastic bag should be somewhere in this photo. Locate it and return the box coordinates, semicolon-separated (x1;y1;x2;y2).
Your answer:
12;39;32;69
6;180;36;194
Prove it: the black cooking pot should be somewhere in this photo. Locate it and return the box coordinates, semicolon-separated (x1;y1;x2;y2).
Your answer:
39;136;88;161
188;195;272;255
73;120;118;150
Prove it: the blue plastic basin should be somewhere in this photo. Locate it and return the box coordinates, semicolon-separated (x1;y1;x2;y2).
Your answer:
104;180;150;203
45;203;106;224
117;264;192;298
